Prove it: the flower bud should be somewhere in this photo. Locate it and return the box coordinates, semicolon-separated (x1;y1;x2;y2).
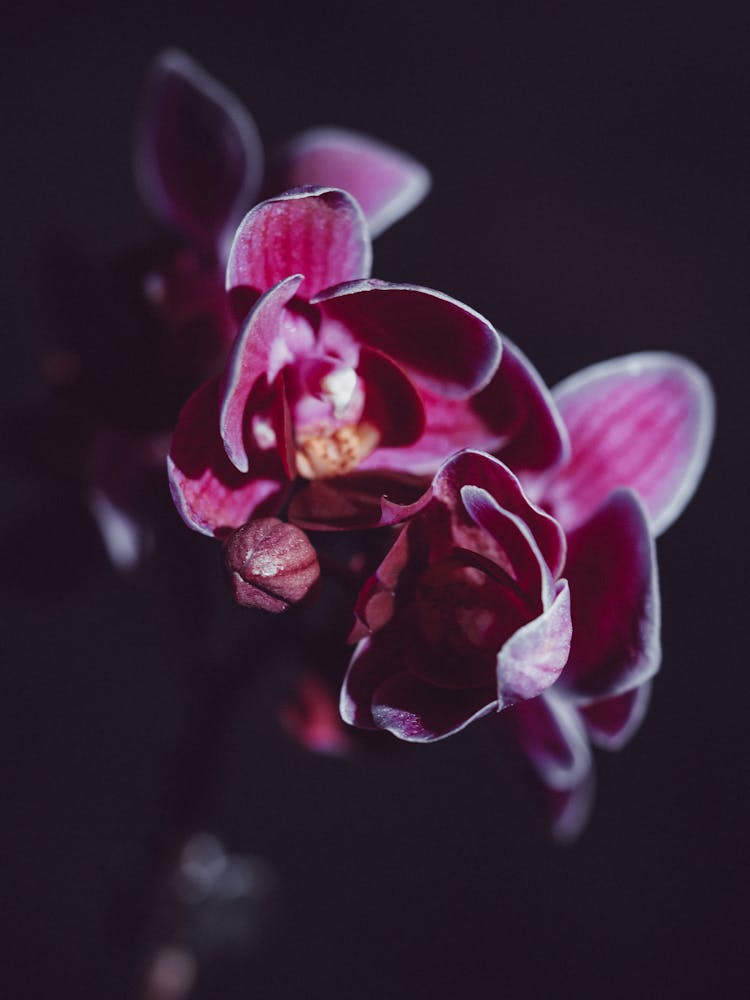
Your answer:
222;518;320;612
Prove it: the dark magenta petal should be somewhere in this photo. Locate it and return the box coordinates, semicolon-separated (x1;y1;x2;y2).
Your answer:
168;378;287;536
503;691;592;792
485;338;569;473
460;485;554;608
314;280;501;398
560;489;661;703
359;338;568;478
496;581;572;708
219;275;303;472
226;187;372;300
545;352;715;536
371;668;498;742
357;347;425;448
581;682;653;751
435;450;566;579
340;632;405;730
134;49;263;253
543;770;596;843
288;470;430;531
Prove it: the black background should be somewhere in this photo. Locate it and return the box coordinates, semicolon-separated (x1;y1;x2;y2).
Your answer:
3;3;748;998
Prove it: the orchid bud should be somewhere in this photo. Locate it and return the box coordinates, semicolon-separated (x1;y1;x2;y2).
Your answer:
222;518;320;613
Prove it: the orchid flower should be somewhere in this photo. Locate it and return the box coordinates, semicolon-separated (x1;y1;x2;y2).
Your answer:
340;449;573;741
168;187;502;536
340;353;714;838
89;49;432;570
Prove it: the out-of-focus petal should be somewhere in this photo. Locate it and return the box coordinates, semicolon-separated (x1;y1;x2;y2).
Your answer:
268;127;431;238
581;682;653;750
134;49;263;253
168;379;286;536
545;769;596;844
559;489;661;704
495;580;572;708
219;275;303;473
314;280;501;398
503;690;591;792
226;187;372;300
546;352;715;536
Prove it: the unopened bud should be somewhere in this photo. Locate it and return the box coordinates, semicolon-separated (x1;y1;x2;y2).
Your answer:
222;518;320;613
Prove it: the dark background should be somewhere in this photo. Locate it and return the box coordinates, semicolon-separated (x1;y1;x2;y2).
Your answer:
3;3;747;997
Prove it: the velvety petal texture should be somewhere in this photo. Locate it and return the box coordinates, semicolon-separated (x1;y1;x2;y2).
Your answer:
340;450;571;742
268;127;431;238
315;280;501;398
559;489;661;703
226;187;372;300
545;352;715;536
134;49;263;253
168;379;286;536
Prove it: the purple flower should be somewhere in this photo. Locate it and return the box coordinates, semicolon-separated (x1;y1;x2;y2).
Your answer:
500;351;715;839
168;187;502;536
86;49;432;569
135;49;431;259
340;352;714;837
340;449;573;741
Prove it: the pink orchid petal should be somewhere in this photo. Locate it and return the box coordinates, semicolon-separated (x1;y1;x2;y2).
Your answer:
268;127;431;238
546;352;715;536
134;49;263;254
435;450;566;579
340;632;403;730
226;187;372;300
371;667;498;742
360;337;568;478
219;275;303;472
357;348;425;448
503;690;592;792
560;489;661;703
496;580;572;708
460;485;554;609
581;682;653;751
488;338;569;473
314;280;501;398
288;471;430;532
168;378;287;536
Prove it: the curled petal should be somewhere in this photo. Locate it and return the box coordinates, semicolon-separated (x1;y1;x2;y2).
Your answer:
546;352;715;535
581;682;653;751
267;127;431;238
496;580;572;708
315;280;501;398
134;49;263;252
226;187;372;299
168;378;286;536
460;485;554;609
436;450;566;579
219;275;303;473
340;632;403;730
560;490;661;703
502;690;591;793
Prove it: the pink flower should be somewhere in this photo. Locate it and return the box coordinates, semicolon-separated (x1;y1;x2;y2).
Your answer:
499;351;715;839
168;187;502;536
340;352;714;837
86;49;432;569
340;449;573;741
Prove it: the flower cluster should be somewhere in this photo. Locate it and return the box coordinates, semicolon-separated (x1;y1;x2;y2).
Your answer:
160;52;714;838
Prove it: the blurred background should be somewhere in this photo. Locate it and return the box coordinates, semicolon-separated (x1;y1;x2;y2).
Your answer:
2;2;747;997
